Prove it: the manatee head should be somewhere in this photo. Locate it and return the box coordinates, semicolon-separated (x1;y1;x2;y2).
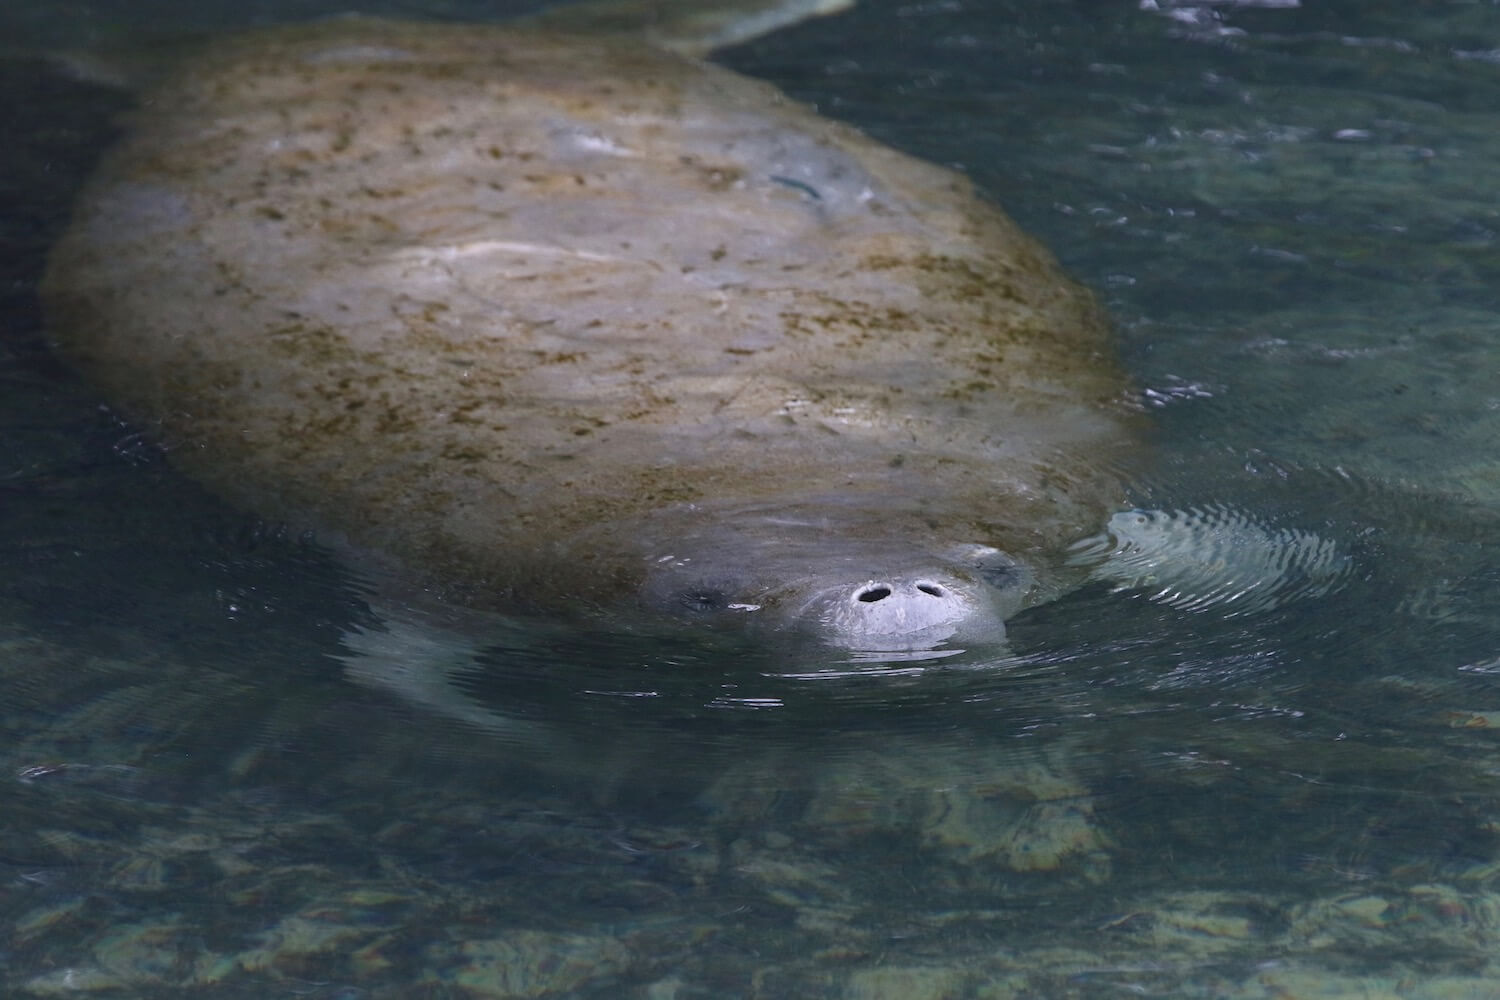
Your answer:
615;501;1039;655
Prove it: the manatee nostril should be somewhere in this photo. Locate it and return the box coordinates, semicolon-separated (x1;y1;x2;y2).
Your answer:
856;585;892;603
916;582;945;597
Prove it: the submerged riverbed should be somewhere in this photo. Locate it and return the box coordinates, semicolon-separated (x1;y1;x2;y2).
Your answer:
5;1;1500;997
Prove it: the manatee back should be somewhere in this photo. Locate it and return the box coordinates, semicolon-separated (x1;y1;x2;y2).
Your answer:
44;17;1137;604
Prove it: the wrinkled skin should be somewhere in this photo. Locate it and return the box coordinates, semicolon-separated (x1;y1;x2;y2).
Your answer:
624;505;1035;650
43;16;1142;655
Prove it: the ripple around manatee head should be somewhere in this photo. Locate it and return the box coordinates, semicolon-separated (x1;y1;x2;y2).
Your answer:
358;456;1500;793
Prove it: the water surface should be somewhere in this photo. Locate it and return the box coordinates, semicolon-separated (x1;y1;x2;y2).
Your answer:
5;1;1500;997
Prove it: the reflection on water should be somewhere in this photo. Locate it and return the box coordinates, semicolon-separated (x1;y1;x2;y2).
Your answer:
5;0;1500;996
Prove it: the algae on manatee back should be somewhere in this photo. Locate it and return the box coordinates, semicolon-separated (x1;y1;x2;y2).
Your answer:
43;1;1139;656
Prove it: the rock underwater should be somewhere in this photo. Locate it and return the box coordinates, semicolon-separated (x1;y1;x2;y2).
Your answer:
42;0;1146;665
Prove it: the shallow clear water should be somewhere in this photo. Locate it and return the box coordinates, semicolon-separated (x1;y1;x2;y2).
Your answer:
5;1;1500;997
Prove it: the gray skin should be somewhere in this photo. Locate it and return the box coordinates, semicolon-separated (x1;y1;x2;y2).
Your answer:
625;503;1036;651
42;9;1145;656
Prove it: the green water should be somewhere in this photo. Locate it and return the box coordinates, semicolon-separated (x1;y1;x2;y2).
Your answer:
5;1;1500;997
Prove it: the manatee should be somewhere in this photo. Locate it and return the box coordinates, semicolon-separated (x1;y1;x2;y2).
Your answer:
40;0;1335;671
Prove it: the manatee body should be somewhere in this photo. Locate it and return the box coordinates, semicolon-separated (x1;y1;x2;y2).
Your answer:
43;9;1141;653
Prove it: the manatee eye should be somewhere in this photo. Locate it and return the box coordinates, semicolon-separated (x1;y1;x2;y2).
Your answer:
678;588;728;612
966;550;1022;590
856;585;892;603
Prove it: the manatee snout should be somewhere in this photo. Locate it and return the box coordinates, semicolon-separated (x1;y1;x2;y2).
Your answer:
788;576;982;653
639;528;1033;654
800;556;1029;652
826;576;979;639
